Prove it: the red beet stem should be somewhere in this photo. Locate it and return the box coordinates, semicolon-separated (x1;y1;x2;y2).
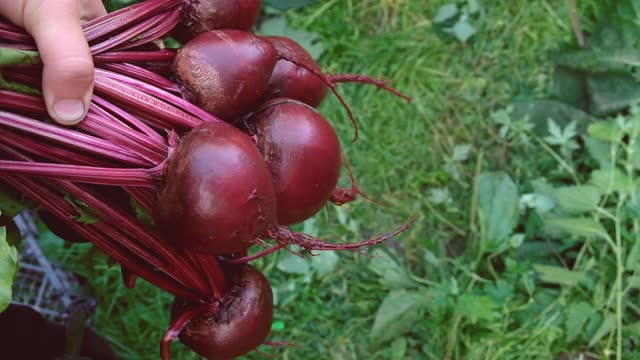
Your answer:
93;50;177;63
327;74;412;103
0;160;157;187
91;95;166;145
0;29;33;44
190;253;228;299
112;11;181;52
0;174;199;300
222;244;287;264
125;187;156;215
0;128;110;166
83;0;182;41
99;63;180;93
90;11;177;54
268;219;414;251
121;266;138;289
93;73;203;128
56;180;211;295
0;110;148;166
96;68;219;124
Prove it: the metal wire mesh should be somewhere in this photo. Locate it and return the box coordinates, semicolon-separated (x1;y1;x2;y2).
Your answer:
10;210;87;324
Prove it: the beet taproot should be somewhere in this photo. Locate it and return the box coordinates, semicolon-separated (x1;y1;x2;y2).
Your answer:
173;30;277;121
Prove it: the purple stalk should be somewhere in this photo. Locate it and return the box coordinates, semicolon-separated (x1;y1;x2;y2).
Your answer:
0;43;35;50
222;244;287;264
0;29;33;43
112;11;181;52
97;69;220;124
94;73;203;128
92;95;166;145
90;11;175;55
327;74;412;102
0;160;157;187
0;20;25;33
0;128;111;166
0;174;199;300
81;110;166;165
0;89;166;165
99;63;181;93
125;187;156;214
55;180;211;295
0;89;47;113
0;110;149;166
83;0;182;42
93;50;176;63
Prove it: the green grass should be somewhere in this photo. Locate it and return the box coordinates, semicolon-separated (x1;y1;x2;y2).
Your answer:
39;0;638;359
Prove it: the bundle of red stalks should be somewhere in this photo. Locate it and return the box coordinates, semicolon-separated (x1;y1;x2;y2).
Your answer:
0;1;412;359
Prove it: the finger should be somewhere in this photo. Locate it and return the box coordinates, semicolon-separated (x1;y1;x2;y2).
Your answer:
79;0;107;23
23;0;94;125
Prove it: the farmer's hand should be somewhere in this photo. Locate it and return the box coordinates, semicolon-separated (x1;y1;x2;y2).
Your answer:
0;0;106;125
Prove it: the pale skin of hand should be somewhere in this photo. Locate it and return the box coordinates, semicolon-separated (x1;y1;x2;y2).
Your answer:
0;0;107;125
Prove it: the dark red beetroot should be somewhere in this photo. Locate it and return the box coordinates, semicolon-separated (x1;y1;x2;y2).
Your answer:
173;0;262;43
173;30;278;121
155;121;277;255
169;265;273;360
265;36;328;108
250;99;341;225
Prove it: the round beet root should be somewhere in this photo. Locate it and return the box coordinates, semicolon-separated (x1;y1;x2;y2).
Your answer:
172;266;273;360
173;30;277;121
173;0;262;43
251;99;341;225
155;122;277;255
265;36;328;107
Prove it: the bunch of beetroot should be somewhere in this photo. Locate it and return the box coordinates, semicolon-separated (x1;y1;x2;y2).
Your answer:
0;0;411;359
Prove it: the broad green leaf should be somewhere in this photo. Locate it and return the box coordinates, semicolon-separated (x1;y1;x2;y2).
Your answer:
277;253;310;275
311;251;338;277
590;169;633;194
433;4;458;23
544;217;609;240
449;20;477;42
627;322;640;336
370;290;425;344
565;301;594;342
588;120;623;142
553;185;601;214
627;238;640;271
511;100;596;136
477;172;519;252
587;74;640;116
264;0;319;10
369;249;415;289
533;264;586;286
584;138;613;169
552;66;589;111
390;337;407;360
589;313;616;347
627;275;640;289
555;19;640;73
454;294;497;324
0;227;18;313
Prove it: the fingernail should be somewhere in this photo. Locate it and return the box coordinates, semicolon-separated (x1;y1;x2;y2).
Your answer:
53;99;86;125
